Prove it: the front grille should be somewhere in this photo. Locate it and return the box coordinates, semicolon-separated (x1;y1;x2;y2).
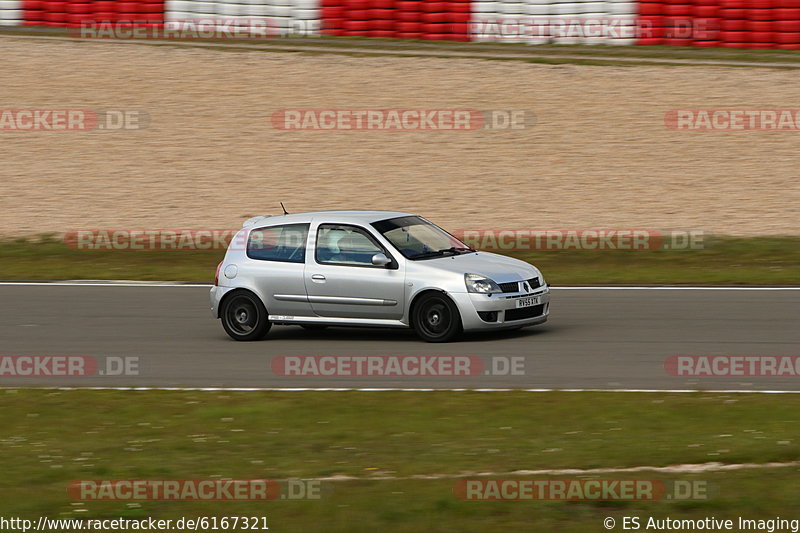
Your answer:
504;304;545;321
498;281;519;293
527;277;541;290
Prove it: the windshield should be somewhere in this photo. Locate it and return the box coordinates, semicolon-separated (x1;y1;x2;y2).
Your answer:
371;216;474;260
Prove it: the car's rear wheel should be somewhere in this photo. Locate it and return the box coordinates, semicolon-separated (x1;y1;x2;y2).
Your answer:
412;292;462;343
221;292;271;341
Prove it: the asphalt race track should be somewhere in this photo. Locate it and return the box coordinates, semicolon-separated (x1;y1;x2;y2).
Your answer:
1;284;798;391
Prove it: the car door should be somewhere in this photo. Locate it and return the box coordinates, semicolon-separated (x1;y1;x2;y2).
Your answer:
305;223;405;319
245;223;314;318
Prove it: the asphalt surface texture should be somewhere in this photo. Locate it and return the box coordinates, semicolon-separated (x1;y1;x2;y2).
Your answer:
1;285;798;390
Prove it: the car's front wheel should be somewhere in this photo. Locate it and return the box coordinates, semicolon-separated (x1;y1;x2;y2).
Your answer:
221;291;271;341
412;292;462;343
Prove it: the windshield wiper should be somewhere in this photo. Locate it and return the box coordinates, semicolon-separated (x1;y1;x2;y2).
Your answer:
410;247;475;260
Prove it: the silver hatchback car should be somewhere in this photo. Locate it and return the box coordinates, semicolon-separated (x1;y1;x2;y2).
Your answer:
210;211;550;342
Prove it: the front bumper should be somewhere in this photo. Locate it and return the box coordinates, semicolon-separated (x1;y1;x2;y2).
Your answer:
451;286;551;331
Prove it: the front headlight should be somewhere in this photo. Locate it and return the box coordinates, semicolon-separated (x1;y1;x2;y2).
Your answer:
465;273;501;294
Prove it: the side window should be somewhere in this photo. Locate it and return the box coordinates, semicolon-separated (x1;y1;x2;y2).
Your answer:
316;225;384;267
247;223;309;263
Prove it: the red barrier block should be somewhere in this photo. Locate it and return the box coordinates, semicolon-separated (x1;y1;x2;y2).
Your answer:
719;28;748;38
395;30;423;37
423;11;448;22
344;19;369;29
371;18;395;29
749;29;774;38
693;38;722;43
369;8;394;18
396;20;422;30
774;6;800;16
396;9;421;20
775;29;800;39
67;3;92;13
639;2;664;15
447;1;471;12
747;18;772;28
43;11;66;21
774;19;800;30
423;1;447;11
694;4;720;16
346;8;368;18
449;11;470;23
345;0;370;9
747;8;774;18
326;5;345;16
721;18;746;29
664;3;692;14
776;41;800;46
396;0;421;9
24;9;44;19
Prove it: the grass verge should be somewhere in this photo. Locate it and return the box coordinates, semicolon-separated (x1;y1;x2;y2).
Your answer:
0;390;799;531
0;235;798;284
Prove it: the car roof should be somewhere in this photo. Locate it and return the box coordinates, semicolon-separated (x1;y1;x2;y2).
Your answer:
243;210;416;228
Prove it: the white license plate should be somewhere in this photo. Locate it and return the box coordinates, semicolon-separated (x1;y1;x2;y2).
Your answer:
516;296;541;308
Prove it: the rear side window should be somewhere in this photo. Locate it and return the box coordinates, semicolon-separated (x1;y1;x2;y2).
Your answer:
247;223;309;263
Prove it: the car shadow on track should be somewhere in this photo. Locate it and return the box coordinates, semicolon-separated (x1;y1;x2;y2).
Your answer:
255;324;556;343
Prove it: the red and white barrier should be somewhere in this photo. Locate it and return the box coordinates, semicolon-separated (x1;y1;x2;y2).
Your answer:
0;0;22;25
7;0;800;48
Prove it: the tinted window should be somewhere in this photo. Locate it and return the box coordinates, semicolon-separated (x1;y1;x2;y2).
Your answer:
316;225;384;266
247;223;309;263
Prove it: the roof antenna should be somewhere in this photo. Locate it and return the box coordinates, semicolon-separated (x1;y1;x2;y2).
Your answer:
280;202;289;215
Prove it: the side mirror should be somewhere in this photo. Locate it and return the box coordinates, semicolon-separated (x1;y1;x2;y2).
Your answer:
371;253;391;267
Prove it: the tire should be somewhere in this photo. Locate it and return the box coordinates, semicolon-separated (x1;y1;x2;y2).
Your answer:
300;324;328;331
411;292;462;343
220;291;271;341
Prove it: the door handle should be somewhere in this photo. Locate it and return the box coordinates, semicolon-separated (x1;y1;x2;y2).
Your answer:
311;274;326;281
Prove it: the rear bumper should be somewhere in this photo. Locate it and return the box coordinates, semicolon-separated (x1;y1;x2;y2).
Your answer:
451;286;551;331
209;285;235;318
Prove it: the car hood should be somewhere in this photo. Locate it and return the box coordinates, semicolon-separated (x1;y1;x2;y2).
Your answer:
416;252;540;283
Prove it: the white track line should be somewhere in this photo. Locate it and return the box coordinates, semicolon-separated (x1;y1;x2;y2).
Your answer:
302;461;800;482
3;387;800;393
0;282;798;290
